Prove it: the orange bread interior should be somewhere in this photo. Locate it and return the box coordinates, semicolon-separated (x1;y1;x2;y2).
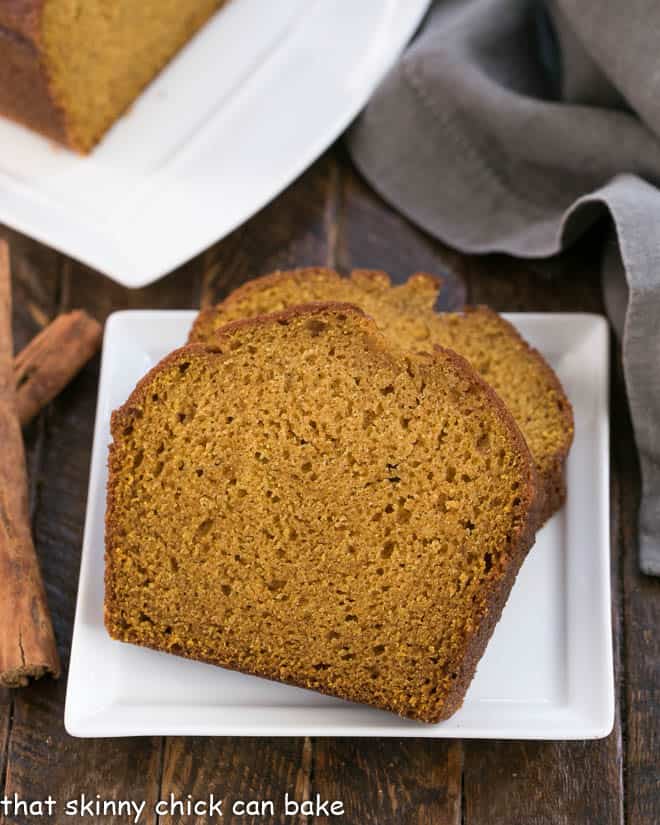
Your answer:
106;304;538;722
190;268;573;522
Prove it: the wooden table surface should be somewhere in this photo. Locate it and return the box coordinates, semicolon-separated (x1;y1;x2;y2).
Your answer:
0;144;658;825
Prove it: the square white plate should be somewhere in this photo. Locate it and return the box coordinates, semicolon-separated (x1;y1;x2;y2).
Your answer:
0;0;431;287
65;311;612;738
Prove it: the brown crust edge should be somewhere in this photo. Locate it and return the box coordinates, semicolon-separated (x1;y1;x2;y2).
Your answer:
350;269;444;305
190;268;446;344
427;343;540;721
106;302;539;724
190;267;344;342
455;306;574;525
0;24;71;148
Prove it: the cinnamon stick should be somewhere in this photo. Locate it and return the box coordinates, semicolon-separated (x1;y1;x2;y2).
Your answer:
0;239;60;687
13;310;102;426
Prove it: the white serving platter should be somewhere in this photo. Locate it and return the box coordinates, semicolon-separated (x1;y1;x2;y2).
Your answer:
0;0;431;288
65;311;612;738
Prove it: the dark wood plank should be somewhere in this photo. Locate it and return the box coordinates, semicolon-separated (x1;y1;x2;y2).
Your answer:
159;739;463;825
59;253;201;323
458;231;605;313
159;738;311;825
314;740;462;825
6;701;160;825
462;240;624;825
617;355;660;825
0;689;9;790
309;158;465;825
464;737;623;825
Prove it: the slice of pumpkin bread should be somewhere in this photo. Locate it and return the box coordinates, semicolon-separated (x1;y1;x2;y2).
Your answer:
189;268;573;523
106;304;538;723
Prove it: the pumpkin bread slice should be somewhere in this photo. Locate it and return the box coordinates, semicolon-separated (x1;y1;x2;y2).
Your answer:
106;303;538;723
190;268;573;523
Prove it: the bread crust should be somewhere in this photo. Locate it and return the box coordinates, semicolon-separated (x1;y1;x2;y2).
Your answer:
0;9;70;147
458;306;574;525
426;342;539;720
0;0;44;38
348;268;392;291
106;302;539;723
192;267;343;342
350;268;443;311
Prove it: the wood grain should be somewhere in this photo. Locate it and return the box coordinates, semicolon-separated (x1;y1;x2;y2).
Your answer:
159;738;310;825
0;689;9;787
314;740;462;825
58;256;200;324
616;355;660;825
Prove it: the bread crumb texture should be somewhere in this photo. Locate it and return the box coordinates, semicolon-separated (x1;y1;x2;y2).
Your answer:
190;268;573;522
106;304;538;722
41;0;226;151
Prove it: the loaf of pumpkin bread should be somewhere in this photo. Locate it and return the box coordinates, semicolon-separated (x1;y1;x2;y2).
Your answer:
0;0;226;151
190;268;573;523
106;303;539;722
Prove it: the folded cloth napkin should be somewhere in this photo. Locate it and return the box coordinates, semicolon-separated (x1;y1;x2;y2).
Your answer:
348;0;660;575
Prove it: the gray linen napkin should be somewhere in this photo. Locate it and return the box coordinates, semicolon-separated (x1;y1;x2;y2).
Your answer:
348;0;660;574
